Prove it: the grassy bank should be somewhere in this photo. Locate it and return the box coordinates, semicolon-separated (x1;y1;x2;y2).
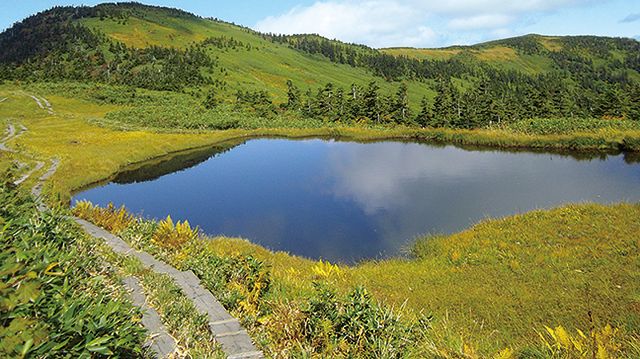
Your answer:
73;200;640;357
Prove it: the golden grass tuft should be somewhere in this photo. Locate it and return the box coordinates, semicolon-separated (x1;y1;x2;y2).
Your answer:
151;215;198;250
73;200;134;233
538;324;623;358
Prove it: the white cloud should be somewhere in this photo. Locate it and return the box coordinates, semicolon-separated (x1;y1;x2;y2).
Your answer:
448;14;514;30
423;0;593;15
327;143;505;214
256;1;436;48
254;0;600;48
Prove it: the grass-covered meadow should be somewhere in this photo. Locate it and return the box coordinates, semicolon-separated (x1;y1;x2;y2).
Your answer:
72;200;640;357
3;80;640;205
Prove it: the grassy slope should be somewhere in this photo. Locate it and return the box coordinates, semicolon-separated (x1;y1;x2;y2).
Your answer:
381;45;554;75
381;35;615;75
81;15;436;106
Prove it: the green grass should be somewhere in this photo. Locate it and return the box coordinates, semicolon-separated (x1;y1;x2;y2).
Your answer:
508;117;640;135
73;199;640;357
381;47;463;61
357;203;640;351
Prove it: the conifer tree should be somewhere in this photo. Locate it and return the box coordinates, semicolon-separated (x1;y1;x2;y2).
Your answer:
628;84;640;121
432;78;455;127
285;79;301;110
363;81;381;122
415;96;433;128
316;82;335;118
392;83;411;124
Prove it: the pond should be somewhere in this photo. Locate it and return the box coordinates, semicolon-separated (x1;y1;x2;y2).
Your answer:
73;139;640;264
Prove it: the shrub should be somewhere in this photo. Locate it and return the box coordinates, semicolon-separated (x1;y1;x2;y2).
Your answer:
508;117;640;136
298;284;420;358
411;233;447;260
181;246;271;318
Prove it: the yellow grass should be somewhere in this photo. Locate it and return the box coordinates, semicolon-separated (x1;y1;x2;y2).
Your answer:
472;46;518;61
381;47;463;61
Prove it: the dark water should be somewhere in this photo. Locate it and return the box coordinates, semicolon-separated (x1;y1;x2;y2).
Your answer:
73;139;640;263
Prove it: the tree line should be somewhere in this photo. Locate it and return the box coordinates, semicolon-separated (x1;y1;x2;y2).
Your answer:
220;78;640;127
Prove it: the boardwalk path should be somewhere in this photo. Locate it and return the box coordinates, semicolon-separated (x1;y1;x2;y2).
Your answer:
75;218;263;359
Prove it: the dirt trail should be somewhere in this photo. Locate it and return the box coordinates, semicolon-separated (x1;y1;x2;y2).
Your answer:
1;124;38;185
14;160;45;186
0;124;28;153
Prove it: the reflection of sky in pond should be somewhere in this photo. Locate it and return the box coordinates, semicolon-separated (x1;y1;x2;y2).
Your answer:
74;139;640;264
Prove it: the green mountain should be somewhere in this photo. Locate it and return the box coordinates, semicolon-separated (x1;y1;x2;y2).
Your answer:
382;34;640;76
1;2;639;126
0;3;431;103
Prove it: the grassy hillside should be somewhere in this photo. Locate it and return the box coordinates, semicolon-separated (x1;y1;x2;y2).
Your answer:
383;45;554;75
2;3;638;122
77;4;435;106
382;34;639;77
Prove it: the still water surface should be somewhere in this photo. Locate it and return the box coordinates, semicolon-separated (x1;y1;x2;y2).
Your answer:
73;139;640;263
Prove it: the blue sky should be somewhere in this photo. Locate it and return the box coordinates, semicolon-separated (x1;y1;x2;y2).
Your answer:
1;0;639;48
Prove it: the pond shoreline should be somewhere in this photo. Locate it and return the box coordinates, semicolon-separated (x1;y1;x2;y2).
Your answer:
67;126;640;198
72;135;640;263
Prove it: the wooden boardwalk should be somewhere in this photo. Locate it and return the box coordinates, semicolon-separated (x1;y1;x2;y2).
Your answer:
75;218;264;358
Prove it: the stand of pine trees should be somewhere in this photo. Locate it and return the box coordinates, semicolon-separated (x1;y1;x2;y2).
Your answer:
275;79;640;127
